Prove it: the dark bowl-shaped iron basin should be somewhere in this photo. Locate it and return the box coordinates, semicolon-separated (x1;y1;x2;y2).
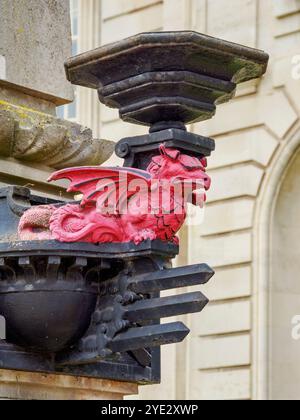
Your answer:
0;290;97;353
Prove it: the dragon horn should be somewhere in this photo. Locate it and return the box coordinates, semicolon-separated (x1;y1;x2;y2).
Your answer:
159;144;167;156
159;144;180;160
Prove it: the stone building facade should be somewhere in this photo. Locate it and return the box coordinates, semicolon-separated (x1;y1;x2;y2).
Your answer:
71;0;300;400
0;0;300;400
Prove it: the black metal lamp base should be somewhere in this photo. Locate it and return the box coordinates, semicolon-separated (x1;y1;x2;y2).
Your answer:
116;128;215;169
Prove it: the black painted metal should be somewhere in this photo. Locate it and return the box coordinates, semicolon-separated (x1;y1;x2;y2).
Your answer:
125;292;209;322
127;263;214;293
65;31;269;129
115;128;215;169
109;322;190;353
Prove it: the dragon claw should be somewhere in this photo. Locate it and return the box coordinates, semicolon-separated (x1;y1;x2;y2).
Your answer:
131;229;157;245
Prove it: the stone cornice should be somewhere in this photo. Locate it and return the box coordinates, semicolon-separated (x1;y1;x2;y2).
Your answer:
0;101;114;169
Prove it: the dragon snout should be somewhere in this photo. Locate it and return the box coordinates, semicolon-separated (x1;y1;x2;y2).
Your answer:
193;169;211;191
189;173;211;191
203;174;211;191
172;173;211;191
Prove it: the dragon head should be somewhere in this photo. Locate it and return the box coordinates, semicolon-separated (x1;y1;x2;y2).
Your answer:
147;145;211;207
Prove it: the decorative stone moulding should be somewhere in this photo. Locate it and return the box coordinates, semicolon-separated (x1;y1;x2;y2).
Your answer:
0;31;269;384
0;104;114;169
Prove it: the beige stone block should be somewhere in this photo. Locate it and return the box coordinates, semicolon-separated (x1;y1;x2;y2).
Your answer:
201;265;252;302
207;164;264;203
206;0;257;47
272;0;300;18
190;0;207;32
101;105;119;124
274;31;300;57
105;153;124;167
101;120;148;143
189;231;252;268
209;128;278;169
163;0;192;30
200;198;255;236
102;0;161;20
0;0;73;105
0;158;69;198
197;333;250;369
101;3;163;44
0;369;138;400
274;55;300;115
273;55;294;87
274;12;300;37
199;91;298;139
235;80;259;97
191;368;251;400
194;299;251;336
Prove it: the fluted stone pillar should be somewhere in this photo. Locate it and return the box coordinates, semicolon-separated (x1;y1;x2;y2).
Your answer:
77;0;103;136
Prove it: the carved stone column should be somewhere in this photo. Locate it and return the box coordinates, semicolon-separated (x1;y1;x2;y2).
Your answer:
0;0;113;198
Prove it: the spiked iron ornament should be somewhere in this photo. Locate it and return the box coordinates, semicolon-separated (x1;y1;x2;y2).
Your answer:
0;31;269;383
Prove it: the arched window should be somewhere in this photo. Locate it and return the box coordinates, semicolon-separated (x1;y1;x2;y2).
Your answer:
269;148;300;399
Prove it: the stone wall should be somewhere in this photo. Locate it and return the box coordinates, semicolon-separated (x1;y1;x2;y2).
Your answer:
74;0;300;400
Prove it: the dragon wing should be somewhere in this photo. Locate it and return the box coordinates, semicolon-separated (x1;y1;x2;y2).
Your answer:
48;167;151;210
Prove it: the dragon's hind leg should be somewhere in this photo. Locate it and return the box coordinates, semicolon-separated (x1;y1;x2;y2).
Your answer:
50;204;124;243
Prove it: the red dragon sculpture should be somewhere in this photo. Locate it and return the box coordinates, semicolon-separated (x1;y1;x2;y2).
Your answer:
18;146;211;245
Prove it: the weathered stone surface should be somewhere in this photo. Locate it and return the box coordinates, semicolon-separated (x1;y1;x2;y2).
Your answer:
0;103;114;169
0;0;73;105
0;158;69;199
0;369;138;400
0;110;14;157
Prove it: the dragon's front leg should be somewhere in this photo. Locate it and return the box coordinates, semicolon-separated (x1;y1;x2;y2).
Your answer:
130;229;157;245
122;218;157;245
